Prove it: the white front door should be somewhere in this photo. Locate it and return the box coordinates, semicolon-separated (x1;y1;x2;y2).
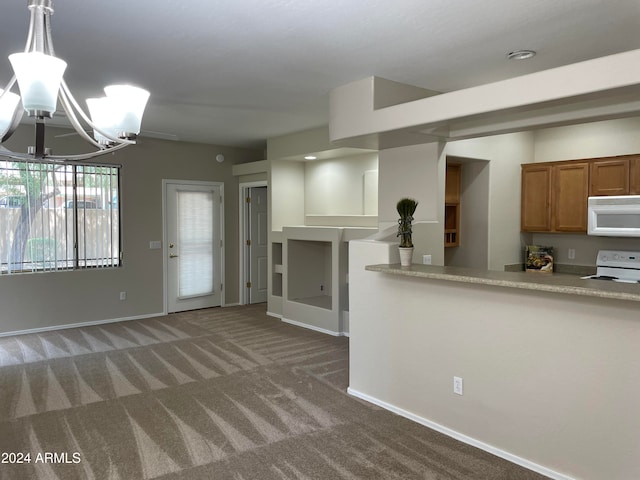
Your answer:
247;186;268;304
165;181;223;313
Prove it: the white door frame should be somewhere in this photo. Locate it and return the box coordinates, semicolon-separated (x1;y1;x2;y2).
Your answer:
238;180;267;305
162;179;225;314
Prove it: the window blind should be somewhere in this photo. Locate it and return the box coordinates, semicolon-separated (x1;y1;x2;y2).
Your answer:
177;189;214;298
0;159;120;274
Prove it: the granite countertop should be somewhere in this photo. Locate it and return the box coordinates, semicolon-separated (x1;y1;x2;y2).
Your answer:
365;263;640;303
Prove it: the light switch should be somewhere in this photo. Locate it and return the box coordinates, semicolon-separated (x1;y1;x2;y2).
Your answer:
149;240;162;249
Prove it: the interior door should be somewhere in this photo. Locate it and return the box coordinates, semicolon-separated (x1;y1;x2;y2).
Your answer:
166;182;222;313
248;186;268;304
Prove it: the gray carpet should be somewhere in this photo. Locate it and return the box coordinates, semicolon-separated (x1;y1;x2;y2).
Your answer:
0;304;549;479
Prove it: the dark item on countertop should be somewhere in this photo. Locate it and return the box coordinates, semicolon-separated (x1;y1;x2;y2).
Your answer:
526;245;554;273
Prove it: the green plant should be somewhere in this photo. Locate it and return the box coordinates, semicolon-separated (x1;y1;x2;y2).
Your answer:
397;197;418;248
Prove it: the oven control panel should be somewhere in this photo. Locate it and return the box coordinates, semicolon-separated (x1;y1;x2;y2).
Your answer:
597;250;640;268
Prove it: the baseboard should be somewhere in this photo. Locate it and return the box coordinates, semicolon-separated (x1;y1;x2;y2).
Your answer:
346;387;575;480
223;303;240;307
266;311;282;319
281;317;347;337
0;312;166;338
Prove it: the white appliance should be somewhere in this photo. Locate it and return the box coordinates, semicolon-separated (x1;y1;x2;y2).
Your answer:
582;250;640;283
588;195;640;237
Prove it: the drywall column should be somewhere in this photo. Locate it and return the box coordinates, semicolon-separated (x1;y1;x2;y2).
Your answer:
378;142;445;265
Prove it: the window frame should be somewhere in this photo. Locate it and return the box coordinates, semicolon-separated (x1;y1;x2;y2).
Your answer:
0;158;122;274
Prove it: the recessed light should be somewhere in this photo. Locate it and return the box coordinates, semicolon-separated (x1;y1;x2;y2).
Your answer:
507;50;536;60
304;155;317;160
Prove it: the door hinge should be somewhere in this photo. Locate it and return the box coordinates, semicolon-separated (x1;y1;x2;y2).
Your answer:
221;283;224;291
246;282;252;288
220;240;223;247
246;239;251;246
246;196;251;203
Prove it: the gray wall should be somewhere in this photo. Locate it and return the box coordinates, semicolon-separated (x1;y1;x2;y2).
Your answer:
0;125;263;335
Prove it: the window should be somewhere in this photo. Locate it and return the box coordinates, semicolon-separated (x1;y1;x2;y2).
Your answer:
0;160;121;274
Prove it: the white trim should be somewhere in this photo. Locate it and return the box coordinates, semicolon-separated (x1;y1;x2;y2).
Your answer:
267;311;282;319
346;387;576;480
162;179;225;313
281;317;346;337
0;312;165;338
238;181;268;305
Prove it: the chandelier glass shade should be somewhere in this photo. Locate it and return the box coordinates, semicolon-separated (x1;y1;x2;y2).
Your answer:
0;0;150;161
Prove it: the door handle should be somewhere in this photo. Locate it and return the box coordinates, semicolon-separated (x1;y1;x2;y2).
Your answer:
169;253;179;258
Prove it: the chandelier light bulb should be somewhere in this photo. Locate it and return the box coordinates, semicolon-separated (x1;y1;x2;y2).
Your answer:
86;97;117;144
8;52;67;117
104;85;150;137
0;89;21;137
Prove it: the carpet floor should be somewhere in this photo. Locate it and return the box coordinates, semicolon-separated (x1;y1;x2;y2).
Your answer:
0;304;549;479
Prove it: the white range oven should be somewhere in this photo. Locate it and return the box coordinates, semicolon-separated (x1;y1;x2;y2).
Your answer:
582;250;640;283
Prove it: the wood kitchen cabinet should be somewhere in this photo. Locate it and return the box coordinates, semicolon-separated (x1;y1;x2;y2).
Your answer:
521;164;552;232
521;161;588;232
522;154;640;233
552;162;589;232
590;157;629;196
631;156;640;194
445;163;461;247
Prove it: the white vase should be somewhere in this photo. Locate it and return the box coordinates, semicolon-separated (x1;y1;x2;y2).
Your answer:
398;247;413;266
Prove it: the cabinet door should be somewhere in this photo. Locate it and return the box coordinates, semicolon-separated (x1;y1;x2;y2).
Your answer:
631;156;640;195
590;158;629;196
521;165;552;232
445;164;461;204
553;162;589;232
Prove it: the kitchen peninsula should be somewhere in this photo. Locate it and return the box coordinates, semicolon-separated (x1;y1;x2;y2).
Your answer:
348;239;640;480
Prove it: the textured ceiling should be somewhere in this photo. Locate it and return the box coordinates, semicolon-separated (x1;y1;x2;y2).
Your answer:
0;0;639;149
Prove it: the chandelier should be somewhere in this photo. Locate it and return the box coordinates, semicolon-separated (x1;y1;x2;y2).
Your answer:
0;0;150;161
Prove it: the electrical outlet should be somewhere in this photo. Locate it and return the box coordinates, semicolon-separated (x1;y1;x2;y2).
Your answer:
453;376;463;395
119;291;126;301
422;254;432;265
568;248;576;260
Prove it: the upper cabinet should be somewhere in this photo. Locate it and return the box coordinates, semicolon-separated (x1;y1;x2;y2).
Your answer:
631;157;640;195
521;164;552;232
590;157;630;196
552;162;589;232
522;154;640;233
445;163;461;247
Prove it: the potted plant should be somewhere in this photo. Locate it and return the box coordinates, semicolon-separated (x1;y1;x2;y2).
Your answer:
397;197;418;266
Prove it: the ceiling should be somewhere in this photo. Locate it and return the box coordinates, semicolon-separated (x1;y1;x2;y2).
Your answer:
0;0;639;150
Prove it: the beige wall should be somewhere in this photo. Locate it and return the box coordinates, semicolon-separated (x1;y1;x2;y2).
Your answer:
269;160;305;231
0;125;262;335
533;117;640;162
379;120;640;271
444;159;490;269
376;133;535;270
444;131;535;270
349;240;640;480
304;153;378;216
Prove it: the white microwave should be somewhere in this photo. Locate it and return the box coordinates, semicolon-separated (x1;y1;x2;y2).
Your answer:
588;196;640;237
